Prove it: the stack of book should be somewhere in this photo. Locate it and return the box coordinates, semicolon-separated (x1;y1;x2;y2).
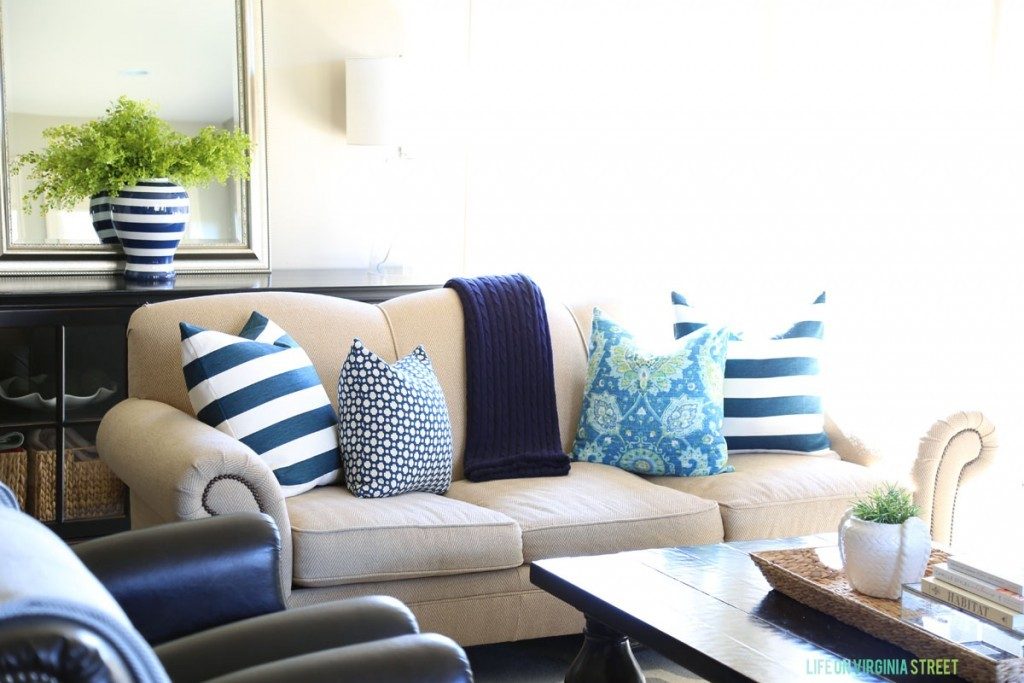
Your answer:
918;557;1024;633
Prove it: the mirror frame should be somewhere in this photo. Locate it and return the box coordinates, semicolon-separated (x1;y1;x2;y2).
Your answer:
0;0;270;276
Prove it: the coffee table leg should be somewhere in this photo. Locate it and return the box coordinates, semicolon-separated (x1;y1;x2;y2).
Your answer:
565;615;646;683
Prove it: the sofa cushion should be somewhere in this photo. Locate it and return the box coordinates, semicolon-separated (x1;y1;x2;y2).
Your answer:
570;309;732;477
129;292;395;416
671;291;831;454
338;340;453;498
287;486;523;587
646;452;884;540
446;461;723;562
379;289;590;481
180;312;340;497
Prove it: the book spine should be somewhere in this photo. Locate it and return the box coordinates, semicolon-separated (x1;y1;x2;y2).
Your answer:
947;559;1024;595
920;578;1023;631
934;566;1024;613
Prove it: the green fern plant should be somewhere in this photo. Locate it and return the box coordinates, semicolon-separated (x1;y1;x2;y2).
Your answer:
11;96;252;213
851;483;920;524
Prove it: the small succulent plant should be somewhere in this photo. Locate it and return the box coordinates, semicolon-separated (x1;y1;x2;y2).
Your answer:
851;482;920;524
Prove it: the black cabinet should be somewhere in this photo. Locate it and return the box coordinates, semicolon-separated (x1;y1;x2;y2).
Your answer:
0;308;130;538
0;269;438;538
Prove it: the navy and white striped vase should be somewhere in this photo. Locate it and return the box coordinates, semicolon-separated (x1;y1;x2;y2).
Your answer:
88;191;119;245
109;179;189;281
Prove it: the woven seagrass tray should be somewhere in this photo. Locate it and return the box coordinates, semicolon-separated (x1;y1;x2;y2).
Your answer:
751;547;1024;683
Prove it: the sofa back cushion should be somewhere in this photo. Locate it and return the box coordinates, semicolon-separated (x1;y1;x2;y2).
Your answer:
128;292;395;416
380;288;589;481
129;289;594;482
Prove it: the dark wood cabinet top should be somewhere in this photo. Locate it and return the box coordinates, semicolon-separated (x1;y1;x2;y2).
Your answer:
0;269;443;309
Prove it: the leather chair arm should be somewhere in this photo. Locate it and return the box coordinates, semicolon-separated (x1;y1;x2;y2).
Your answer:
204;633;473;683
155;596;420;683
75;513;285;647
97;398;294;594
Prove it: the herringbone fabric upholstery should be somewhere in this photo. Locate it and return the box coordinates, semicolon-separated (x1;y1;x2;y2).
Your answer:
128;292;395;415
648;452;883;540
447;462;723;562
287;485;523;587
286;566;583;646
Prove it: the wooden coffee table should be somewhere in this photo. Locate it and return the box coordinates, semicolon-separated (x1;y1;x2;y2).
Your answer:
531;535;968;683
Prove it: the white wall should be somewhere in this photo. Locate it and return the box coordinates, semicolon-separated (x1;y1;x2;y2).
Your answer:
263;1;1023;512
463;0;1024;473
263;0;468;277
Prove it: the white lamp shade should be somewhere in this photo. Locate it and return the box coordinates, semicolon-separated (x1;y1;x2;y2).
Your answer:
345;57;406;146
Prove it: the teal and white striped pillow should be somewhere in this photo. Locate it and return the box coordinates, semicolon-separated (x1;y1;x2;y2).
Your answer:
671;292;830;454
180;312;341;497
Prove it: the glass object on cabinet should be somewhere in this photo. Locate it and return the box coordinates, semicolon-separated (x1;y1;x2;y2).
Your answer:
64;325;125;423
0;327;57;426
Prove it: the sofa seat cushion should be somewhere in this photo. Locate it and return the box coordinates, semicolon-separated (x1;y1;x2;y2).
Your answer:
445;461;723;562
646;453;884;541
287;486;524;587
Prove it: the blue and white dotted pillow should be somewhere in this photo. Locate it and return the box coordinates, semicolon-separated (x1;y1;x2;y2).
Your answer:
671;291;830;454
180;312;341;497
338;340;453;499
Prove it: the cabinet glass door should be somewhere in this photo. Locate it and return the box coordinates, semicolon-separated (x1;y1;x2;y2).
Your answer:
64;325;125;423
0;311;130;536
0;327;57;510
0;327;57;427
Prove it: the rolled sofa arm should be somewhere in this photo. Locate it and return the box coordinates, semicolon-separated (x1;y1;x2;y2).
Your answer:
911;411;998;547
97;398;293;594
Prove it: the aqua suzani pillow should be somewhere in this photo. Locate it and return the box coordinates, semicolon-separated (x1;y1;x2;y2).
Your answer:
570;310;733;477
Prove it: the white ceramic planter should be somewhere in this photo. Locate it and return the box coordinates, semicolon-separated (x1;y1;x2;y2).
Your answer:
838;510;931;599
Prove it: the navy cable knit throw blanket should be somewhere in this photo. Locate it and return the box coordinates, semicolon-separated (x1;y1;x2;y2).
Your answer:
445;274;570;482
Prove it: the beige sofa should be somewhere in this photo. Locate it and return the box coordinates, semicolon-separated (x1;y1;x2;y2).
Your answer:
97;289;998;646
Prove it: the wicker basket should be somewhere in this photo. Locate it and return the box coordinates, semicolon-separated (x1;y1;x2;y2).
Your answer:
0;448;28;510
28;450;126;522
751;547;1024;683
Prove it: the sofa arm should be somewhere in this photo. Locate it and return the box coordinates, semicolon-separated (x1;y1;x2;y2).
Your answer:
824;414;883;468
97;398;293;594
911;411;998;547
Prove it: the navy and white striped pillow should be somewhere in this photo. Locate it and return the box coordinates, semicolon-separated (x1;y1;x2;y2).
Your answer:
671;292;830;454
180;312;341;497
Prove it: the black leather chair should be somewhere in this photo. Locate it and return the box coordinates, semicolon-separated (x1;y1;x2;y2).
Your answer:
0;483;473;683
